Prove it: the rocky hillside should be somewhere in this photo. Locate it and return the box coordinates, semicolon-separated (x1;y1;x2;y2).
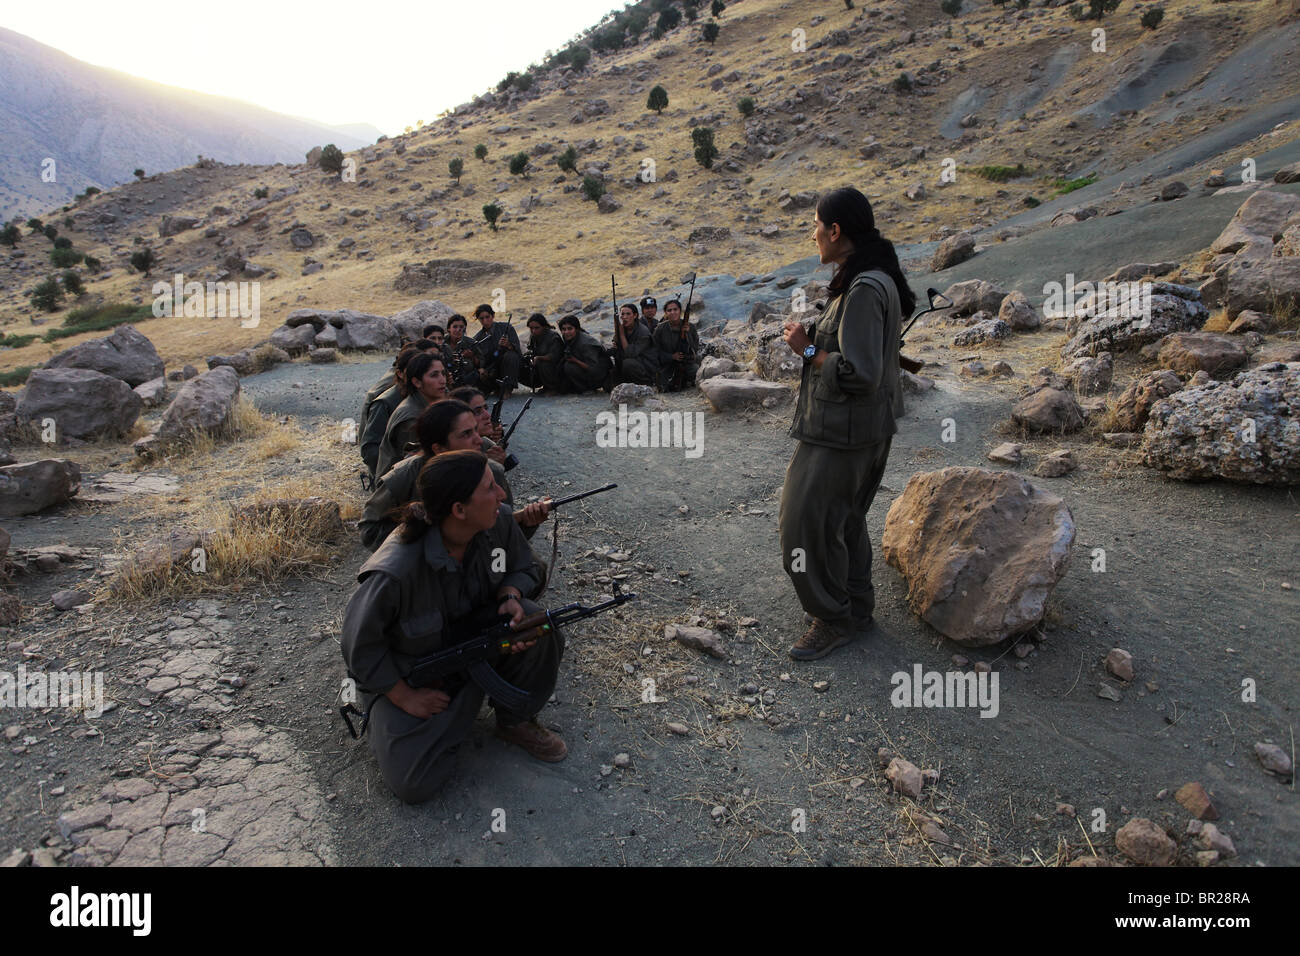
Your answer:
2;0;1299;375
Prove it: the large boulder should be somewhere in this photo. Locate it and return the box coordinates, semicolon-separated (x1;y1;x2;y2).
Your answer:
1156;332;1249;377
1060;292;1208;360
998;291;1040;331
697;356;739;381
1142;362;1300;485
269;323;317;355
1063;352;1113;395
953;318;1012;347
942;279;1009;317
698;377;790;411
0;459;81;518
44;325;163;386
388;300;457;342
1113;369;1183;431
327;311;400;351
1210;190;1300;254
159;214;200;237
393;259;508;293
932;233;976;271
1223;258;1300;318
881;467;1076;646
156;366;241;443
1012;387;1084;433
17;368;142;439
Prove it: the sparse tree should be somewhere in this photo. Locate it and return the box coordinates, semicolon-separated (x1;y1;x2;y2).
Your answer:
474;144;488;161
647;85;669;114
133;168;145;179
892;72;913;93
43;224;58;241
656;7;681;32
449;157;465;184
319;144;345;174
26;218;43;232
712;0;726;17
509;152;530;178
253;186;269;199
691;127;719;169
514;72;533;92
482;202;502;231
61;270;85;296
702;20;720;44
581;175;605;201
130;248;157;277
82;255;101;272
684;2;700;23
844;0;854;8
31;276;64;312
737;97;755;118
1140;8;1164;28
940;0;962;16
51;247;81;267
53;236;72;250
0;223;20;247
570;46;591;71
497;72;519;93
557;146;579;174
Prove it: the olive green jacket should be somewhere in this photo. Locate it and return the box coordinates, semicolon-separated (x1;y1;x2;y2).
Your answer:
789;270;903;450
375;391;430;480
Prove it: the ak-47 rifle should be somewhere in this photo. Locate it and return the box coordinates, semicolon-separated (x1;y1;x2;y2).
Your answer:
611;274;624;380
899;288;951;374
500;397;533;448
340;589;635;738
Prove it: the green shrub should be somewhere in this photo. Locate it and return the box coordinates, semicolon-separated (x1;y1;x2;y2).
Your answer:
53;236;72;249
449;157;464;183
43;302;153;342
134;168;145;179
26;218;43;231
712;0;726;16
253;186;269;199
43;224;58;241
508;152;530;177
482;203;502;231
0;366;35;387
1050;173;1098;195
0;224;19;246
581;175;605;201
1140;8;1163;28
941;0;962;15
701;20;719;44
514;72;533;92
684;3;700;23
497;72;519;93
50;247;82;267
737;97;755;118
130;248;157;276
1023;195;1041;208
557;146;578;174
657;7;681;32
691;127;719;169
61;270;85;296
892;72;912;92
30;277;64;312
82;255;102;272
319;144;344;174
474;144;488;161
570;46;591;71
972;163;1028;182
0;332;38;348
647;85;669;114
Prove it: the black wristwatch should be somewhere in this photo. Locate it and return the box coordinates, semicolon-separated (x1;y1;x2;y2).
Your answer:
802;344;817;362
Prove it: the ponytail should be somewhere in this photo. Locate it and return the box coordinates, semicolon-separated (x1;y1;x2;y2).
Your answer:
817;187;917;317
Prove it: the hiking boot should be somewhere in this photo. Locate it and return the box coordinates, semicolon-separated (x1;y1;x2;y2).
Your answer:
806;611;874;633
789;618;856;661
495;719;568;762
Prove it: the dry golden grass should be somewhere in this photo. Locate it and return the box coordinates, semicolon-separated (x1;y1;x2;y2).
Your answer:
1202;309;1232;333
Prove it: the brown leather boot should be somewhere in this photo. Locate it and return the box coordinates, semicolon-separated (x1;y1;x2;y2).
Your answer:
789;618;856;661
495;719;568;762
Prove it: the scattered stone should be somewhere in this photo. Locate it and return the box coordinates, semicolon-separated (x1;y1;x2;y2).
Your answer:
1160;181;1189;201
134;377;167;408
1113;369;1183;431
885;758;924;799
954;318;1012;347
665;624;727;660
1156;333;1249;377
1104;648;1134;682
882;468;1074;646
932;233;976;271
152;366;241;446
987;442;1023;465
666;722;689;736
1197;822;1236;857
1063;352;1113;395
1033;449;1076;478
1097;683;1122;702
0;459;81;518
609;383;657;406
1060;292;1208;360
51;589;91;611
1226;310;1273;334
697;356;739;381
1012;387;1084;433
309;348;338;364
1174;782;1218;821
1253;742;1292;777
17;368;142;439
613;753;631;768
812;680;829;693
697;377;790;411
1115;818;1177;866
998;291;1040;331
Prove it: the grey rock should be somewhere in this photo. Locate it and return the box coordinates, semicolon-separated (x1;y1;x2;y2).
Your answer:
155;366;241;444
17;368;141;439
44;325;164;386
0;460;81;517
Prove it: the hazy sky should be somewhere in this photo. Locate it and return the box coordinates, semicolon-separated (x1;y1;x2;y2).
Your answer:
6;0;624;136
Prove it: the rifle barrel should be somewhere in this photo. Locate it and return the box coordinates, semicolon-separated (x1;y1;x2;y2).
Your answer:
548;482;617;508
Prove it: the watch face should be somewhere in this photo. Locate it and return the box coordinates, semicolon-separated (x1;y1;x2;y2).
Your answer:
804;345;817;359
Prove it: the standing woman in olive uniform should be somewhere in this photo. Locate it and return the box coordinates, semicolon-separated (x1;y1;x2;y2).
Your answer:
779;186;914;661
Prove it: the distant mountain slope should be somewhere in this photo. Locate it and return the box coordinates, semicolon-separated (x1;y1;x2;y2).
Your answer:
0;27;381;220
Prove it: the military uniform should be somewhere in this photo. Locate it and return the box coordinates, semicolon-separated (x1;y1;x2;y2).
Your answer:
341;508;558;803
560;330;610;393
652;321;700;391
375;391;430;480
361;384;403;480
472;322;523;394
778;270;903;629
521;329;565;392
617;320;659;386
361;448;514;553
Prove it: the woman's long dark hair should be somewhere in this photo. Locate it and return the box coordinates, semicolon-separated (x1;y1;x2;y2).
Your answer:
415;399;474;455
558;315;583;332
817;187;917;317
399;449;489;542
401;352;441;397
528;312;554;330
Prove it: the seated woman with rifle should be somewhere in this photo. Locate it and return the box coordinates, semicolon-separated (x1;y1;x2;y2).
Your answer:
374;352;448;480
557;314;610;394
614;303;659;386
652;299;700;391
520;313;565;393
342;450;566;803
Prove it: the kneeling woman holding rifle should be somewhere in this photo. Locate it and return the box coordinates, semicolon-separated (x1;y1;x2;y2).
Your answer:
341;450;566;803
779;186;916;661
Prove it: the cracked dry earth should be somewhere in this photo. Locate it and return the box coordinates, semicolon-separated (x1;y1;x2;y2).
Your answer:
4;599;336;868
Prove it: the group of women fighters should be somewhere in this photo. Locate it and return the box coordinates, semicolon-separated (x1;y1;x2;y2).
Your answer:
340;187;913;805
